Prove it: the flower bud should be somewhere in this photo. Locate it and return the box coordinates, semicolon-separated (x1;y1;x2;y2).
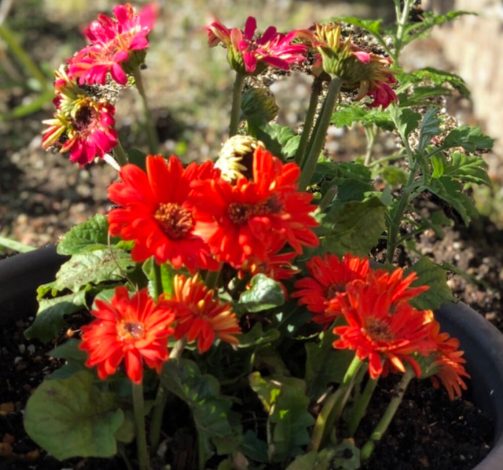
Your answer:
215;135;264;182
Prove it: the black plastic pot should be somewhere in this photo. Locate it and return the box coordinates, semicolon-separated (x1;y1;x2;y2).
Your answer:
0;248;502;469
0;246;67;325
437;303;503;470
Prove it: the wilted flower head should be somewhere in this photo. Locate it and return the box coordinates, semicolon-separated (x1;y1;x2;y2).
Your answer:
206;16;307;74
299;22;398;108
80;287;175;383
42;67;118;166
68;3;157;85
215;135;264;182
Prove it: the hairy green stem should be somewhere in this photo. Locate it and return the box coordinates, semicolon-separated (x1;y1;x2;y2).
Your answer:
132;382;150;470
149;339;186;453
132;68;159;153
229;71;245;136
299;77;342;191
347;377;378;436
0;25;47;87
310;355;363;451
393;0;413;63
363;125;377;166
113;140;129;166
361;369;414;462
153;262;163;300
295;77;323;166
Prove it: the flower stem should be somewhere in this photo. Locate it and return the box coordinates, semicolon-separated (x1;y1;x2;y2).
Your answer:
393;0;413;64
361;368;414;462
299;77;342;191
363;125;377;166
295;76;323;166
153;262;163;300
113;140;129;166
229;71;245;137
132;382;150;470
149;339;186;453
132;68;159;154
205;264;222;289
310;355;363;451
347;376;378;436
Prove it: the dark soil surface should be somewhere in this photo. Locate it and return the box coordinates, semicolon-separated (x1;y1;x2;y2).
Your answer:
360;376;493;470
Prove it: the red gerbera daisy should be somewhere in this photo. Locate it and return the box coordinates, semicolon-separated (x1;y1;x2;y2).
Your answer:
333;278;436;379
293;254;370;326
421;314;469;400
68;3;157;85
80;287;175;383
192;147;319;268
108;155;218;271
168;274;241;353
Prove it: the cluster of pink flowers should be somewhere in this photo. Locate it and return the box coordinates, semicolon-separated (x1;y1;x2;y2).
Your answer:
42;3;156;165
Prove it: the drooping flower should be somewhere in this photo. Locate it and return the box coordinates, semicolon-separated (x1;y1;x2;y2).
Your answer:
68;3;157;85
108;155;218;271
215;135;264;182
420;314;469;400
80;287;175;383
168;274;241;353
192;147;319;268
42;67;118;166
206;16;307;74
293;254;370;326
298;22;398;108
333;278;436;379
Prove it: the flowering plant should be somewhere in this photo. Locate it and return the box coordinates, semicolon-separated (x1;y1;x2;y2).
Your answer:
21;1;493;469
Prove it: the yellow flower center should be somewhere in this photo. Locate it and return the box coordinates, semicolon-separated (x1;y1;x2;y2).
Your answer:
117;321;145;341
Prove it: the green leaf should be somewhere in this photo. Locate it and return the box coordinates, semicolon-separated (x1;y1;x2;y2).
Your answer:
47;339;88;379
24;291;87;343
390;106;421;140
331;103;394;131
287;442;360;470
427;177;477;224
24;370;124;460
431;155;445;179
324;198;387;256
249;373;314;462
161;359;237;464
442;126;494;153
238;274;285;313
399;68;470;98
248;122;300;159
238;322;280;348
305;329;354;399
381;166;407;186
398;86;452;107
443;152;490;186
407;257;453;310
418;108;441;153
337;16;383;37
47;248;136;294
241;430;269;463
57;215;110;255
402;11;474;46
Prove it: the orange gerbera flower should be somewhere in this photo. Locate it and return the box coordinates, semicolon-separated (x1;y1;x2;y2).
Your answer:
293;254;370;326
192;147;319;268
108;155;218;271
333;278;436;379
168;274;241;353
421;315;469;400
80;287;175;383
